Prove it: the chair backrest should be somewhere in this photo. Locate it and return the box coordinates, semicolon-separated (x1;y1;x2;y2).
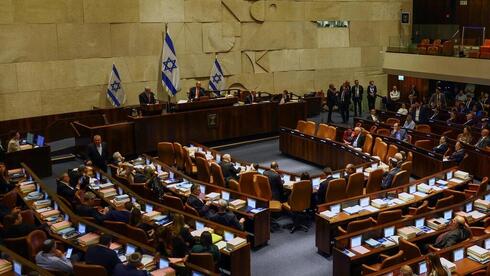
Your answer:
296;120;307;132
194;151;206;160
377;209;402;225
392;170;409;187
239;171;258;197
384;144;398;163
210;162;225;188
399;239;422;261
27;230;47;261
103;220;127;235
287;180;312;211
4;236;27;256
325;178;347;203
400;161;413;176
435;195;454;209
415;124;431;133
372;137;382;157
0;189;18;209
316;124;329;139
20;210;35;226
303;121;316;136
253;174;272;200
374;141;388;161
228;179;240;192
444;189;466;203
459;153;470;169
380;250;404;269
369;125;377;134
376;128;391;136
346;217;376;233
326;126;337;140
184;203;200;216
345;172;364;198
414;139;432;150
157;142;175;166
173;142;185;170
183;149;194;175
162;194;184;211
126;224;150;244
413;200;429;215
74;263;108;276
385;118;400;126
420;38;430;45
363;133;374;154
476;177;489;196
406;151;413;161
365;168;384;194
195;157;211;183
188;253;216;272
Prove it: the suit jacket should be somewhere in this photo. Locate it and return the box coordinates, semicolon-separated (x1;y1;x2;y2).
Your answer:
138;91;156;105
434;227;470;248
103;209;130;223
75;205;105;223
316;176;333;204
429;93;447;108
351;85;364;100
263;170;284;202
209;211;243;230
381;167;401;189
87;142;110;171
188;87;206;100
367;85;377;98
411;107;429;123
391;129;407;141
366;114;380;122
113;264;148;276
187;194;210;217
326;89;337;107
56;181;75;203
475;136;490;149
351;134;365;148
449;149;465;164
244;94;259;104
85;245;122;275
220;161;240;182
338;87;351;105
433;143;448;155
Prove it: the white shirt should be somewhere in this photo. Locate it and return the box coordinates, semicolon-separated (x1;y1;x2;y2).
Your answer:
415;108;420;121
390;90;400;101
97;145;102;156
397;108;408;115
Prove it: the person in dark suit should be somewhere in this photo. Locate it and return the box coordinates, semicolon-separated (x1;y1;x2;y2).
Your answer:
447;142;465;164
338;81;351;123
429;88;447;109
391;123;407;141
316;167;333;205
244;90;259;104
343;163;355;182
56;172;76;203
2;210;39;239
475;129;490;149
366;109;380;122
85;234;121;275
381;158;401;189
75;192;105;223
102;202;132;223
138;87;156;105
408;84;418;105
463;113;476;126
219;154;240;184
432;136;449;155
86;135;110;172
367;81;377;111
433;216;471;248
186;184;211;217
351;80;363;117
346;127;365;148
188;81;206;101
263;161;285;202
209;200;245;230
113;253;147;276
410;102;429;124
326;84;337;123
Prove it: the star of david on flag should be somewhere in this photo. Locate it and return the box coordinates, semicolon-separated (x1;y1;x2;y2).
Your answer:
209;57;225;91
161;31;180;96
106;64;126;107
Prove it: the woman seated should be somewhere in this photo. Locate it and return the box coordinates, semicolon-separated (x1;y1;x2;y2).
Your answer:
191;231;220;265
0;162;14;194
74;177;90;206
128;207;154;238
396;103;408;115
457;126;473;144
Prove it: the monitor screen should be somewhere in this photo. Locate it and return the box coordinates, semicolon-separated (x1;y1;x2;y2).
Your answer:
145;203;153;213
486;194;490;202
384;226;395;238
118;187;123;195
26;132;34;144
221;191;230;201
453;248;464;262
247;198;256;209
36;135;44;147
486;238;490;250
192;272;205;276
446;171;453;180
159;258;169;269
169;171;174;179
131;197;136;203
78;223;86;234
444;210;453;220
409;185;416;194
13;261;21;275
199;185;206;194
283;174;290;182
415;218;424;228
356;167;363;173
371;163;378;169
312;178;321;187
419;261;427;274
350;235;362;248
465;202;473;212
195;221;205;230
224;231;234;242
330;204;341;214
44;192;49;200
145;159;150;165
126;244;136;255
54;202;58;210
332;173;341;179
429;178;436;186
66;248;73;259
360;197;370;207
157;165;162;174
215;154;221;163
64;214;69;221
258;168;265;174
96;172;100;180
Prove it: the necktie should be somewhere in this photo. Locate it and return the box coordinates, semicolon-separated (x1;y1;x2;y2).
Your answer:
341;91;345;102
196;87;199;99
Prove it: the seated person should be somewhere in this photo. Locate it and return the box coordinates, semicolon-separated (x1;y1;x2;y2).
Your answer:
475;128;490;149
155;214;193;258
188;81;206;101
113;252;147;276
396;103;408;115
56;172;75;203
279;90;290;104
402;114;416;130
446;141;465;164
433;216;471;248
381;158;401;189
244;90;259;104
446;110;458;124
343;164;355;182
391;123;407;141
209;200;245;230
464;113;476;126
263;161;285;202
457;126;473;144
220;154;240;183
366;109;380;122
75;192;105;223
316;167;333;205
128;207;154;238
345;127;365;148
191;231;220;264
400;265;414;276
7;131;20;153
102;202;132;223
85;234;121;275
2;210;39;238
138;86;156;105
74;176;90;205
36;239;73;273
186;184;211;217
0;162;14;194
112;151;125;166
432;136;449;155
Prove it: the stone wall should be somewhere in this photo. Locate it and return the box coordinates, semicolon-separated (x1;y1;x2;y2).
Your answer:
0;0;412;120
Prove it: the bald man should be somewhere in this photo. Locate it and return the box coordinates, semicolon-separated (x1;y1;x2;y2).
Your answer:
263;161;285;202
87;134;110;172
347;127;365;148
138;87;156;105
433;216;471;248
189;81;206;101
343;163;355;182
219;154;240;184
475;129;490;149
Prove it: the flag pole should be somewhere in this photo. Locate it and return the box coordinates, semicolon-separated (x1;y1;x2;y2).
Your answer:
164;23;171;113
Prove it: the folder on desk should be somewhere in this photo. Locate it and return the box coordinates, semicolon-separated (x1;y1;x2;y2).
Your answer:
40;209;60;220
226;237;246;250
78;233;100;246
100;187;117;198
0;259;12;274
50;220;72;233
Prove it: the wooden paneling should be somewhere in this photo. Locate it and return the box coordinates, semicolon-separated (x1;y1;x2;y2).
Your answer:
387;74;430;102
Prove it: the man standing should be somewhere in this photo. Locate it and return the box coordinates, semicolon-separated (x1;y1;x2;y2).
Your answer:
138;87;156;105
326;84;337;123
367;81;377;111
429;88;447;109
188;81;206;101
351;80;364;117
87;135;110;172
338;81;351;123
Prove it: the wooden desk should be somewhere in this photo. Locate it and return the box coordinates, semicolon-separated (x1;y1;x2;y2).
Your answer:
171;97;238;112
72;121;135;156
4;146;51;177
139;103;165;116
279;128;376;170
303;96;323;117
0;245;54;276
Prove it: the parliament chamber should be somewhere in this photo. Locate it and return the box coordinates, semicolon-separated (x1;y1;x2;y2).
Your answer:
2;0;490;276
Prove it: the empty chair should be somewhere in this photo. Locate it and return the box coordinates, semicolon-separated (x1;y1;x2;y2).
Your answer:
430;195;454;210
210;162;225;187
400;161;412;176
408;200;429;216
385;118;400;126
443;189;466;203
415;124;431;133
184;203;199;216
362;133;374;154
194;151;206;160
183;149;197;176
126;224;151;245
414;139;432;150
162;194;184;211
253;174;282;230
316;124;329;139
465;177;489;197
0;189;18;209
296;120;307;132
173;142;185;170
157;142;175;166
362;250;404;274
103;221;126;236
345;172;364;198
3;236;27;256
326;126;337;140
188;253;217;273
384;144;398;163
27;230;47;261
365;168;384;194
406;151;413;161
282;180;312;233
406;134;412;144
74;263;108;276
239;171;258;197
377;209;402;225
303;121;316;136
399;239;422;261
392;170;409;187
371;137;383;157
337;217;376;235
376;128;391;136
228;179;240;192
325;178;346;203
373;140;388;161
195;157;211;183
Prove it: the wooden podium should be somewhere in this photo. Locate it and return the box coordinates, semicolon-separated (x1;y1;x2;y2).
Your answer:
139;103;166;116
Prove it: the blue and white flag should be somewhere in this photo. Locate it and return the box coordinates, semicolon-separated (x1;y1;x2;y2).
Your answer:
106;64;125;107
161;32;180;96
209;57;225;91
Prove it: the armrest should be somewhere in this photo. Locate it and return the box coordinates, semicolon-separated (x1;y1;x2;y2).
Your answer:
408;206;417;216
464;189;477;198
470;227;486;237
427;244;440;252
467;183;480;191
484;217;490;228
337;226;347;236
362;264;378;274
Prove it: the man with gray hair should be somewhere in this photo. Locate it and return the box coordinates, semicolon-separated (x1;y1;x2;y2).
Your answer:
345;127;365;148
189;81;206;101
35;239;73;273
139;86;156;105
209;199;245;230
219;153;241;185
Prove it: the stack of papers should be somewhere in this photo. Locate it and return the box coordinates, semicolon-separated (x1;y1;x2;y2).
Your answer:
226;237;247;250
229;199;246;209
467;245;490;264
427;218;449;230
78;233;100;246
343;205;362;215
0;259;12;274
50;221;72;233
319;210;337;219
191;227;214;237
33;199;51;209
474;199;490;212
371;199;387;209
454;170;470;180
398;192;415;202
440;257;456;272
99;187;117;198
351;245;369;255
417;184;432;193
205;192;220;201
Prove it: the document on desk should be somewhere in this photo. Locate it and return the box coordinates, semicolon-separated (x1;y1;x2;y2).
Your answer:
319;210;337;219
412;191;427;198
343;205;362;215
362;205;379;212
351;245;370;255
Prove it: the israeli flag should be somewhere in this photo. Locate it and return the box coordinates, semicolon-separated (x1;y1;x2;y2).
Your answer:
209;57;225;91
161;32;180;96
106;64;125;107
